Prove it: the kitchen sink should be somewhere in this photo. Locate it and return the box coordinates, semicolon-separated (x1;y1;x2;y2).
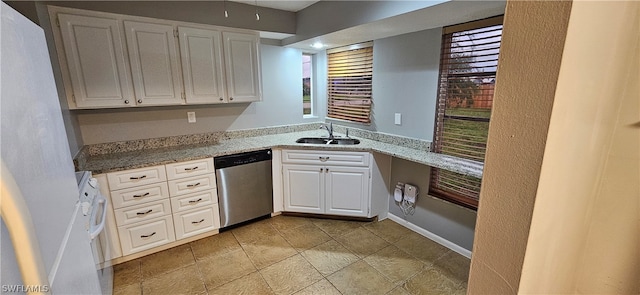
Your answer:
295;137;360;145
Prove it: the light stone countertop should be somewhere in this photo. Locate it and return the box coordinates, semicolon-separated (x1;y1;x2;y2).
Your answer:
81;130;484;178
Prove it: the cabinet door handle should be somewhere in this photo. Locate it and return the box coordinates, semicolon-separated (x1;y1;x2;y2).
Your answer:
188;198;203;204
184;166;198;171
132;192;150;198
326;168;329;173
320;168;324;172
186;182;201;188
229;97;234;101
124;100;130;104
137;99;143;103
219;97;224;101
129;175;147;180
136;209;153;216
191;219;205;224
140;232;156;238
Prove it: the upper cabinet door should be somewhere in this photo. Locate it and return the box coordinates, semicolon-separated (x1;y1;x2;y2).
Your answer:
124;21;183;106
58;14;133;108
178;27;226;104
222;32;262;103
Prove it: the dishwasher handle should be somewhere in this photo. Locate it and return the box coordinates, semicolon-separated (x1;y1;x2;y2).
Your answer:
214;149;272;169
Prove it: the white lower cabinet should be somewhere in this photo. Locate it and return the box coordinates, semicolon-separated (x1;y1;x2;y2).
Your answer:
118;215;176;255
105;158;219;258
325;166;370;217
167;159;220;240
282;150;372;218
283;165;324;214
173;204;220;239
114;199;172;226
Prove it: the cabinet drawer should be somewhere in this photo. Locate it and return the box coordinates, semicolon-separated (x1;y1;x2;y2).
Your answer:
110;182;169;209
118;215;175;256
107;165;167;190
168;174;216;197
165;158;214;180
170;189;217;213
173;205;220;240
114;199;171;226
282;150;369;167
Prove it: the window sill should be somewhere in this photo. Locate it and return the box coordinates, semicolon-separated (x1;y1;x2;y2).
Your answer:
324;117;372;126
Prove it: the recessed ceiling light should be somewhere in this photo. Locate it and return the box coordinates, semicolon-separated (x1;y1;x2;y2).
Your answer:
311;42;325;49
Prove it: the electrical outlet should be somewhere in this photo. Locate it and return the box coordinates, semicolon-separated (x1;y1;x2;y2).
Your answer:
394;113;402;125
187;112;196;123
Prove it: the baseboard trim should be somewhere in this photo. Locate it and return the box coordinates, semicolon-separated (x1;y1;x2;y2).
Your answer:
387;213;472;259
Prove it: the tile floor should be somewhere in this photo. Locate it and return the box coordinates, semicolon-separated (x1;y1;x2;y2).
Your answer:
113;215;470;295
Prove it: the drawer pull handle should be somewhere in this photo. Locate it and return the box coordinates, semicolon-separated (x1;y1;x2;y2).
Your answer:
140;232;156;238
186;182;201;188
129;175;147;180
319;156;329;162
191;219;205;224
132;192;150;198
188;198;203;204
184;166;199;171
137;209;153;216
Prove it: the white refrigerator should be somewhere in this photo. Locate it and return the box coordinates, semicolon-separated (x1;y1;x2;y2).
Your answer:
1;3;109;294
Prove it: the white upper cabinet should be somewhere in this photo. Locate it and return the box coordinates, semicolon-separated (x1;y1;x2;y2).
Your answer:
57;14;133;108
178;27;226;104
50;6;262;109
124;21;183;106
223;32;262;103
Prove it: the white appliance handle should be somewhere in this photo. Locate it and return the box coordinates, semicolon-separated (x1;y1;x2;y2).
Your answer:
0;161;51;292
89;196;108;240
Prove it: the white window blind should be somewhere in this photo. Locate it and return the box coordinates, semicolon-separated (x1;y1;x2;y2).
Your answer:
327;42;373;124
430;16;503;209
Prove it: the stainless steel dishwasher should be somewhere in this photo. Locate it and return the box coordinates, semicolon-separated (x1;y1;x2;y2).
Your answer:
215;149;273;228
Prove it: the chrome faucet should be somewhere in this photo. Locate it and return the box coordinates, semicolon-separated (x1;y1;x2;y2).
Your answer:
320;122;334;139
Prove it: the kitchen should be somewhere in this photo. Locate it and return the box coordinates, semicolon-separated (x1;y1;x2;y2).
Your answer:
1;1;638;294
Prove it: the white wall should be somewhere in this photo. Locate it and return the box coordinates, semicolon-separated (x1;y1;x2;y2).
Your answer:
388;158;477;251
77;45;321;144
371;28;441;140
518;1;639;293
468;1;573;293
469;1;640;293
324;28;441;140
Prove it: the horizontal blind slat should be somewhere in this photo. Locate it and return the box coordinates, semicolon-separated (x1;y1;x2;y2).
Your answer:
431;17;503;209
327;43;373;124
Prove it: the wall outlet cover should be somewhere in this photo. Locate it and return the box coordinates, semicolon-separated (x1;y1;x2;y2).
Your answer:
394;113;402;125
187;112;196;123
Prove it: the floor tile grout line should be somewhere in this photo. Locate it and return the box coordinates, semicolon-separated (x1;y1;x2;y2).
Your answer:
113;215;469;295
361;244;426;287
251;269;277;295
187;243;212;294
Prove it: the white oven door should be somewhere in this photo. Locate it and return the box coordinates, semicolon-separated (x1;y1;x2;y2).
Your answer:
89;193;113;294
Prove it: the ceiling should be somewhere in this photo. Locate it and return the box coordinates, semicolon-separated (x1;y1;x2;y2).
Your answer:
228;0;505;52
284;1;506;52
229;0;320;12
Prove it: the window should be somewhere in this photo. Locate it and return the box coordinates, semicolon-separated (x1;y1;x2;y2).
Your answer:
430;16;503;209
303;54;313;116
327;42;373;124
